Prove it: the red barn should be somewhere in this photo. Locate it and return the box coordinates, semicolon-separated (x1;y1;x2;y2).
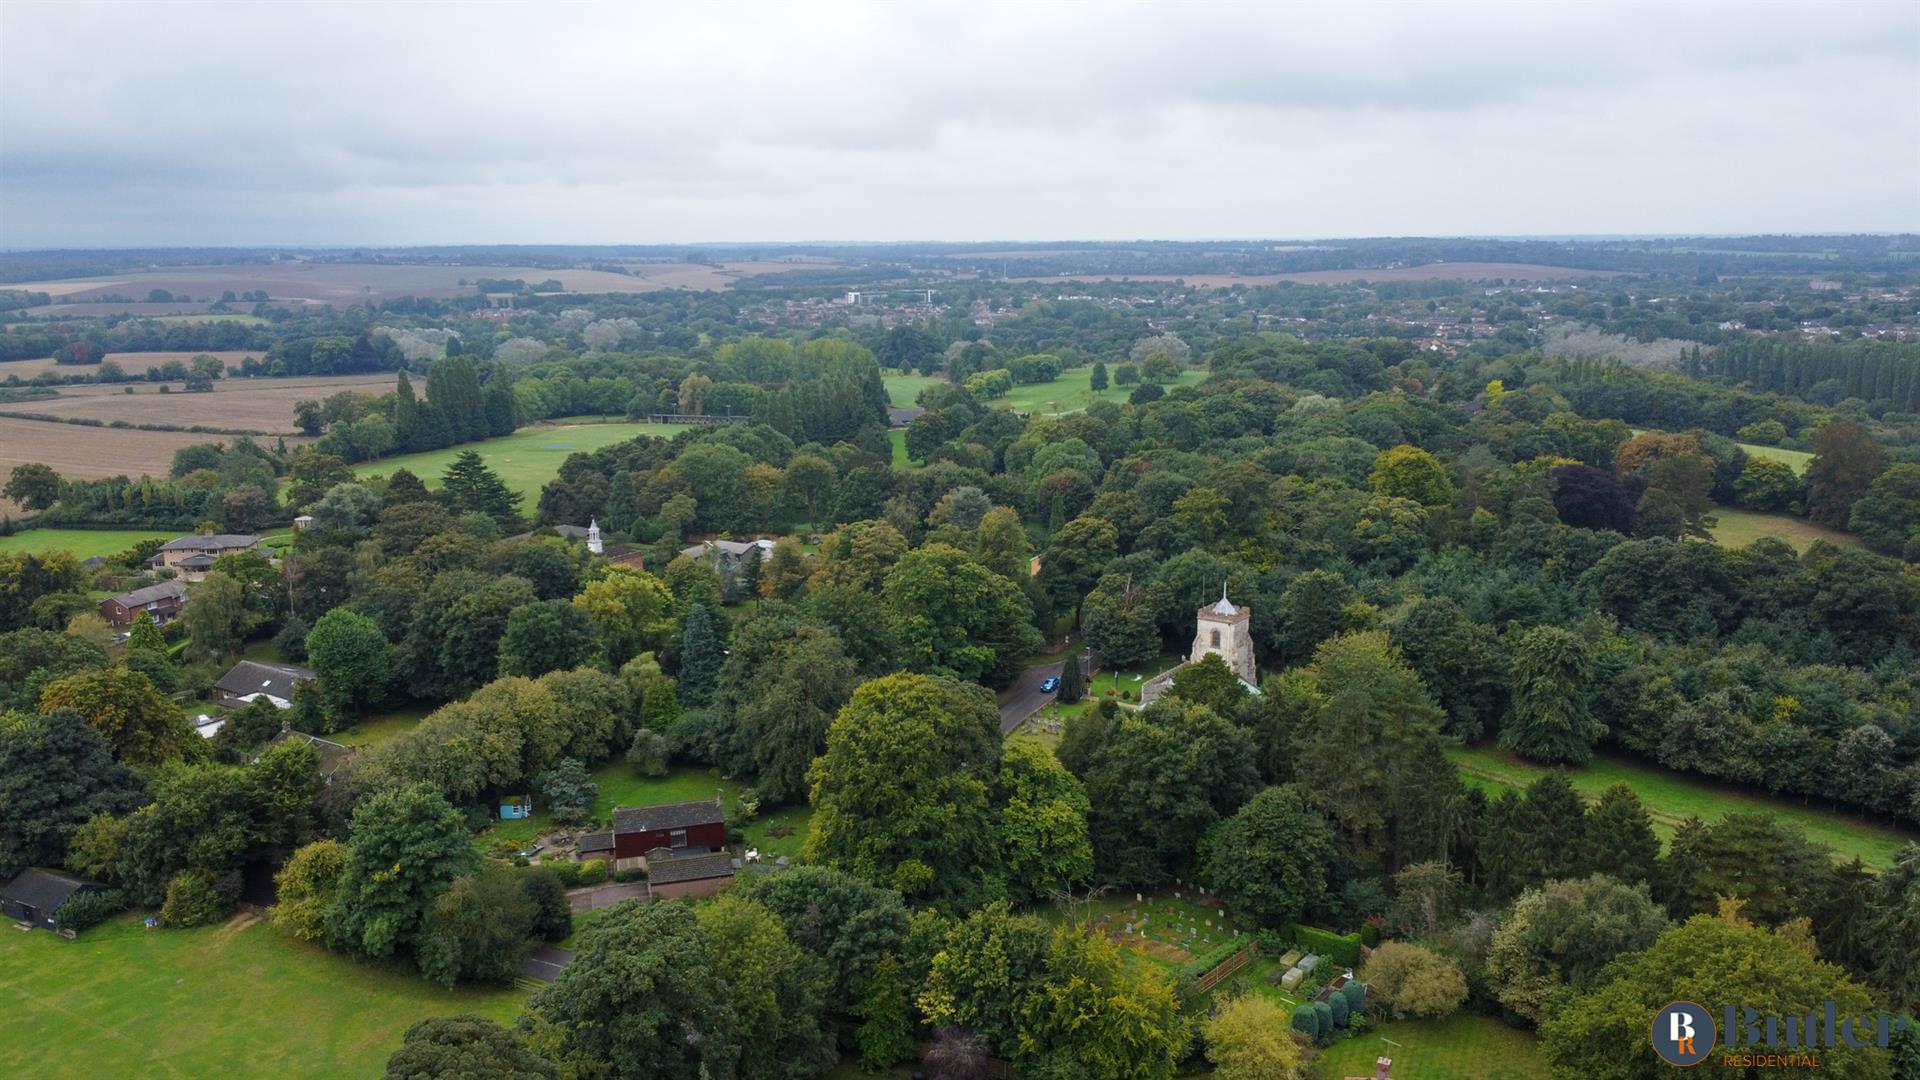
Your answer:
610;798;727;869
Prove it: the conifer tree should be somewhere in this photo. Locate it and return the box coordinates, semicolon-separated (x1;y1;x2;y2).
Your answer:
1059;651;1084;705
677;604;721;706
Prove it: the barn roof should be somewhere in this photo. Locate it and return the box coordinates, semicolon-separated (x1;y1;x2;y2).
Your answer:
576;831;615;854
611;799;725;834
2;867;100;913
646;851;735;886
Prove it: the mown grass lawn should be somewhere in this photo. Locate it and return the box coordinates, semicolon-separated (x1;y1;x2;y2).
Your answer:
479;763;812;862
1630;428;1812;475
1448;745;1917;869
999;368;1206;416
882;372;945;407
353;421;689;505
0;527;171;559
1709;505;1858;551
1310;1015;1550;1080
0;913;523;1079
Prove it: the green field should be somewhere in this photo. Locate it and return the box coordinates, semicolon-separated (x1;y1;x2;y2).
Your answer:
882;372;945;407
1001;368;1206;416
0;527;171;560
889;428;913;471
354;422;689;504
1630;428;1812;475
1448;745;1917;869
1709;505;1858;551
0;913;523;1079
481;763;812;861
1310;1016;1549;1080
884;368;1208;417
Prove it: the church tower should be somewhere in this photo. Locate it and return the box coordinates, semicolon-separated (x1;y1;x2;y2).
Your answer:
587;518;603;556
1189;585;1256;685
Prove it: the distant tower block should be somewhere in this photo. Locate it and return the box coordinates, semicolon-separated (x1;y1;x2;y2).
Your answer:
1190;585;1255;685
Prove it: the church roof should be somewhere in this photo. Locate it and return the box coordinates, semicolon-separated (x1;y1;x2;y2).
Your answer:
1208;584;1239;616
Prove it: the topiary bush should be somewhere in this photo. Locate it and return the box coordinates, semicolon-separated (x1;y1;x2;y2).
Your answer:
1343;980;1367;1016
1311;1001;1335;1044
1290;1004;1319;1041
1328;990;1350;1028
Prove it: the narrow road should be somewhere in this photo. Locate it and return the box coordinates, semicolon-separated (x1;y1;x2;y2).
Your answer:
998;661;1063;735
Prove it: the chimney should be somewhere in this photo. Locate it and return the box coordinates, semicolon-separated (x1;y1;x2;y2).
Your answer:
1376;1056;1393;1080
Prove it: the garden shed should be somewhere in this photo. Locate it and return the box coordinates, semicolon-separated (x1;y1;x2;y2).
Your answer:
2;867;104;931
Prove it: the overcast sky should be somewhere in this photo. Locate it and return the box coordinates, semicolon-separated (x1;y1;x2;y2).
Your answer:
2;1;1917;248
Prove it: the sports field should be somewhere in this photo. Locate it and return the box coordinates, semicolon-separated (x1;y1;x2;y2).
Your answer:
354;421;689;504
1448;745;1917;869
0;913;523;1079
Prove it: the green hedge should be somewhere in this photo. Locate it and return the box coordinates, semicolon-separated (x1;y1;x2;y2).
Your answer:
1291;924;1363;969
1175;938;1248;984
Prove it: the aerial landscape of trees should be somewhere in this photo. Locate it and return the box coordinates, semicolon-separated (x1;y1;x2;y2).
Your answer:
4;235;1920;1078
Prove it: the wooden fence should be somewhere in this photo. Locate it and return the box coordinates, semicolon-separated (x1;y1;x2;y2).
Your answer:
1184;940;1259;997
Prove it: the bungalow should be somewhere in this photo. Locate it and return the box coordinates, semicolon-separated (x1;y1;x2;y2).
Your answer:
214;660;316;709
678;538;776;575
887;406;927;428
645;850;736;900
99;580;188;627
609;797;727;871
150;533;260;576
1;867;104;931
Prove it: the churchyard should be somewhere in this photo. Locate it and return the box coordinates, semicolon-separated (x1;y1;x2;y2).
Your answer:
1043;885;1253;970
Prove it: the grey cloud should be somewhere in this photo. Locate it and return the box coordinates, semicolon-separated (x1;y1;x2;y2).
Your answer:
2;0;1916;245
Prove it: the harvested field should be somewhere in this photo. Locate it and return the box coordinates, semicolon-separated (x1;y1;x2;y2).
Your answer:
1009;262;1614;286
0;415;305;489
12;259;822;306
0;351;264;379
2;372;396;432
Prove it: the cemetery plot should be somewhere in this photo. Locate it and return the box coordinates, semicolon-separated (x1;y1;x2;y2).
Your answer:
1044;885;1251;968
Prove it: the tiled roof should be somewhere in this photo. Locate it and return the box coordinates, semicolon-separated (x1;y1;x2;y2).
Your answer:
647;851;734;885
108;580;188;607
611;799;725;834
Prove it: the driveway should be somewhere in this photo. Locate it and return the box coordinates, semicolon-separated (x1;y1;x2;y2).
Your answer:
998;661;1063;734
518;946;573;982
567;881;649;914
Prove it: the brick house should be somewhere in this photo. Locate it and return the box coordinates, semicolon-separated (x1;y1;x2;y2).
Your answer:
98;580;188;626
150;533;260;578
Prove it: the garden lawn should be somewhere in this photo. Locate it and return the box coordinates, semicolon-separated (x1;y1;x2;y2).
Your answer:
0;913;523;1079
334;703;435;749
1448;745;1917;869
882;372;945;407
1311;1016;1550;1080
480;763;812;861
998;368;1205;416
353;421;690;505
0;527;170;560
889;428;913;471
1709;505;1858;551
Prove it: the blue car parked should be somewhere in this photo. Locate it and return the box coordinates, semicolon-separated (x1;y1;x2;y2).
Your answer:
1040;675;1060;693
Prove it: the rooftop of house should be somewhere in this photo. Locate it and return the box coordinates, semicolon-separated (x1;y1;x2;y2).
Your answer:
611;799;726;834
215;660;316;702
157;533;260;552
576;831;615;854
1;866;101;912
679;538;776;561
646;851;735;886
262;727;355;775
107;580;189;607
